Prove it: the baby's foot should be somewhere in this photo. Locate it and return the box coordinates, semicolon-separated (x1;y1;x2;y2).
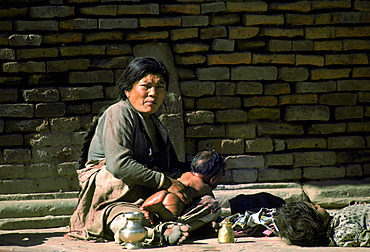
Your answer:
163;223;189;245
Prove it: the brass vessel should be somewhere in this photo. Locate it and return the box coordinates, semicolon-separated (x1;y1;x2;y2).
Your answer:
218;219;234;243
118;212;148;249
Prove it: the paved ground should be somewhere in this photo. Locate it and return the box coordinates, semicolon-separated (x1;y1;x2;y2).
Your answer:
0;227;368;252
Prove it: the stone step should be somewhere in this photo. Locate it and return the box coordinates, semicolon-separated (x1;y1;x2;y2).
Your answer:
0;179;369;230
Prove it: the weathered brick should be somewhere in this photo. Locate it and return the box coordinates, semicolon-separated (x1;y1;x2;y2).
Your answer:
226;154;264;169
47;58;90;72
69;70;113;84
197;97;241;109
42;32;83;44
335;106;364;120
4;119;49;132
196;67;229;80
310;68;351;80
161;4;200;14
258;168;301;182
257;122;304;136
185;125;225;138
345;164;363;177
2;61;46;73
0;104;34;118
247;108;280;121
296;81;336;93
347;122;370;132
286;14;314;25
181;16;208;27
177;68;195;80
303;166;345;180
30;6;74;18
92;101;114;114
314;40;342;51
267;40;292;52
331;12;368;24
0;21;12;31
225;123;256;139
209;14;240;26
59;45;105;56
3;148;31;163
336;150;370;163
200;26;227;39
0;134;23;147
305;27;335;39
118;4;159;15
355;0;370;11
106;44;132;55
59;86;104;101
279;67;309;82
22;87;59;102
328;136;365;149
325;53;368;65
67;103;91;115
364;164;370;176
175;54;206;65
215;82;235;96
308;123;346;135
236;82;263;95
211;39;235;52
201;2;225;14
16;48;58;60
31;146;80;162
337;80;370;91
292;40;313;51
259;28;304;38
0;7;27;18
255;54;295;65
84;31;123;42
180;81;215;97
50;118;82;132
285;105;330;121
269;1;311;12
226;2;268;12
125;30;168;40
198;139;243;155
353;67;370;78
185;110;214;125
79;5;117;16
296;55;324;66
0;164;25;180
315;13;332;24
231;66;277;81
208;52;251;65
228;27;259;39
173;42;209;53
0;89;18;103
311;0;351;10
0;48;15;60
140;17;181;28
336;26;370;37
319;93;357;106
365;107;370;117
286;138;327;149
215;109;247;123
245;138;274;153
59;19;97;30
35;102;65;117
244;14;284;26
170;28;198;40
265;153;294;167
91;56;132;69
0;76;22;85
238;41;266;51
264;83;290;95
15;20;58;31
233;169;258;183
280;94;318;105
243;96;278;107
99;18;138;29
28;74;61;85
293;151;336;167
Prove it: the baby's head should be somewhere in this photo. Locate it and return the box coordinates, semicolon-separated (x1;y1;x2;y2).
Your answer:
274;201;331;247
190;149;225;188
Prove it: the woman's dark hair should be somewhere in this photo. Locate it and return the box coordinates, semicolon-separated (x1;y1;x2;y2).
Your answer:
274;202;330;247
117;56;169;100
190;149;225;177
78;57;169;169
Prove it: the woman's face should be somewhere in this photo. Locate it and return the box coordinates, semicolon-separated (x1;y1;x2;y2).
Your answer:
304;202;331;224
125;73;167;116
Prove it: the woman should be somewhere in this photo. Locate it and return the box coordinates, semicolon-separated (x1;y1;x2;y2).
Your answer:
66;57;221;246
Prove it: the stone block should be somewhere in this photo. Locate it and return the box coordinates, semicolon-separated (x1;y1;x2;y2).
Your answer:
4;119;49;133
226;2;268;12
197;97;241;109
225;123;256;139
232;169;258;183
305;26;335;39
170;28;198;40
0;89;18;103
201;2;225;14
310;68;351;80
293;151;336;167
278;67;309;82
303;166;345;180
244;14;284;26
0;164;25;179
231;66;277;81
185;110;214;125
325;53;368;65
258;168;302;182
161;4;200;14
50;118;82;132
208;52;251;65
314;40;342;51
337;150;370;163
344;39;370;51
252;54;295;65
0;21;12;31
355;0;370;11
215;109;247;123
181;16;209;27
59;19;97;30
118;4;159;15
30;6;74;18
139;17;181;28
269;1;311;12
125;30;169;40
345;164;364;177
31;146;80;162
59;45;105;57
236;82;263;95
265;153;294;167
198;139;244;155
228;26;259;39
296;81;336;93
264;83;290;95
66;103;91;115
328;136;365;149
353;67;370;78
245;138;274;153
260;28;304;38
292;40;313;51
185;125;225;138
210;14;240;26
319;93;357;106
42;32;83;44
359;92;370;103
59;86;104;101
15;21;58;31
226;155;264;169
347;122;370;132
308;123;346;135
243;96;278;107
215;82;236;96
211;39;235;51
79;5;117;16
285;138;327;149
2;62;46;73
0;134;23;147
279;94;317;105
196;67;229;80
274;139;285;152
69;70;113;84
285;105;330;121
0;48;15;60
257;122;304;136
106;44;132;55
47;59;90;72
200;26;227;39
296;55;324;66
177;68;195;80
0;104;34;118
337;80;370;91
267;40;292;52
173;42;209;54
180;81;215;97
92;101;114;114
84;31;123;42
247;108;280;121
311;0;351;10
336;26;370;37
286;14;314;25
16;48;58;60
99;18;138;29
0;7;27;18
35;102;65;117
335;106;364;120
22;88;59;102
91;56;132;69
3;148;31;163
175;54;206;65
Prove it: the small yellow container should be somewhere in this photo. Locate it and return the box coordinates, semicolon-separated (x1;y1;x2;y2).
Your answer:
218;221;234;243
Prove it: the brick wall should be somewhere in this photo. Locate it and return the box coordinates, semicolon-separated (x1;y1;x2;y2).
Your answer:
0;0;369;194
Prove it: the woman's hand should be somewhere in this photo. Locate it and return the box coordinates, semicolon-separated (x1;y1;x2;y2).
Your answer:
167;178;191;205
